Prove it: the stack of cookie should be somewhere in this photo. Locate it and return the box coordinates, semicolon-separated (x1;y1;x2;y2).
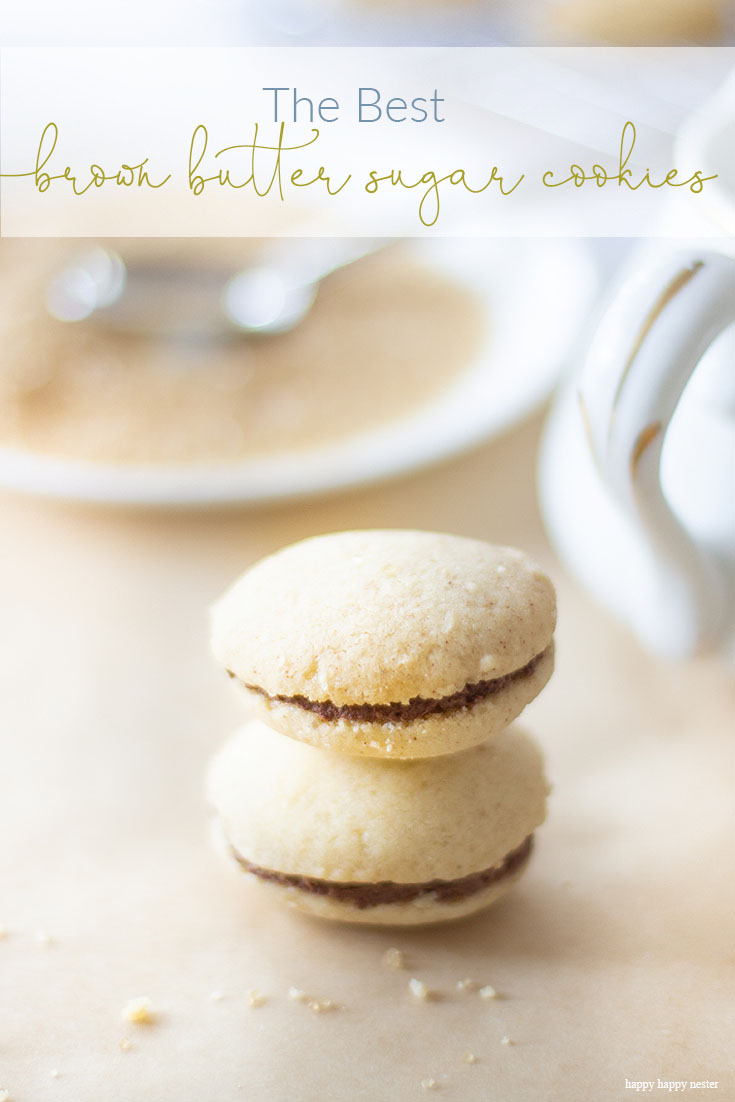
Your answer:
207;530;556;926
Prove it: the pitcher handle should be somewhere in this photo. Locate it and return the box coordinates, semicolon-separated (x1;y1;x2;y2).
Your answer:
578;249;735;657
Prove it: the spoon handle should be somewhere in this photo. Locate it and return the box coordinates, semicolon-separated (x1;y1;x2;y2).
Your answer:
45;238;393;340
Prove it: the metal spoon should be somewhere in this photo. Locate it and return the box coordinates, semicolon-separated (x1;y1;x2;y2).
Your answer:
45;239;391;340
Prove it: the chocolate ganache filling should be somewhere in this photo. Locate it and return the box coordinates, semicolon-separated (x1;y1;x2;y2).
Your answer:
229;835;533;909
229;647;549;724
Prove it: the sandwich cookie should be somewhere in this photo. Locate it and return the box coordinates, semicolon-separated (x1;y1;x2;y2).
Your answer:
211;530;556;759
207;719;549;926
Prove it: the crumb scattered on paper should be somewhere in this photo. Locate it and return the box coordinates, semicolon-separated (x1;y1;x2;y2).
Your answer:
501;1036;513;1046
246;989;266;1008
421;1078;438;1091
121;997;155;1025
382;947;406;969
409;978;435;1001
35;930;53;946
119;1038;132;1053
209;989;226;1002
478;985;497;1000
287;987;338;1012
462;1052;478;1064
308;999;338;1013
456;978;478;993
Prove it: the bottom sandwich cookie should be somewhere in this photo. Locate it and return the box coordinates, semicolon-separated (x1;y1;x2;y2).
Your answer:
206;719;549;926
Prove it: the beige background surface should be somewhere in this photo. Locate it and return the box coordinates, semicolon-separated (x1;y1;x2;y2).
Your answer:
1;412;733;1101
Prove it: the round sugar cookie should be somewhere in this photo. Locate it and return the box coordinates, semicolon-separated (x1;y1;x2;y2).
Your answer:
207;719;549;926
211;530;556;758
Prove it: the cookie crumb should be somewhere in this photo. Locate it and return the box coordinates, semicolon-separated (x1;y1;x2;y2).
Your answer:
246;989;266;1008
500;1036;513;1046
119;1038;132;1053
456;978;478;993
421;1079;438;1091
0;1090;10;1101
462;1052;478;1064
382;947;406;970
121;997;155;1025
209;989;226;1002
50;1069;60;1079
307;999;337;1013
288;986;308;1003
478;984;497;1000
409;978;434;1001
0;924;7;939
35;930;53;947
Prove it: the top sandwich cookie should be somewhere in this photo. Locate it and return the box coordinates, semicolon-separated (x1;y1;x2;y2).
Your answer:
211;530;556;758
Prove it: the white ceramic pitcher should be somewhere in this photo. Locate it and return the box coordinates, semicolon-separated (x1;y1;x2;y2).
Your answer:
539;247;735;660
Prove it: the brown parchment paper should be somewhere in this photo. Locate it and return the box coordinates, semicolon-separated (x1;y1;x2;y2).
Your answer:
1;413;733;1102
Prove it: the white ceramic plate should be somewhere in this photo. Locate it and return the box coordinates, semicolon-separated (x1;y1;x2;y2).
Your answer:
0;238;598;506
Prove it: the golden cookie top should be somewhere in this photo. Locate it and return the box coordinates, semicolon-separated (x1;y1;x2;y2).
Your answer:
211;529;556;709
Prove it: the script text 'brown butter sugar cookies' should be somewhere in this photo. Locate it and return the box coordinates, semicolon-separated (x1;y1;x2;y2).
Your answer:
210;530;556;759
207;720;549;925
